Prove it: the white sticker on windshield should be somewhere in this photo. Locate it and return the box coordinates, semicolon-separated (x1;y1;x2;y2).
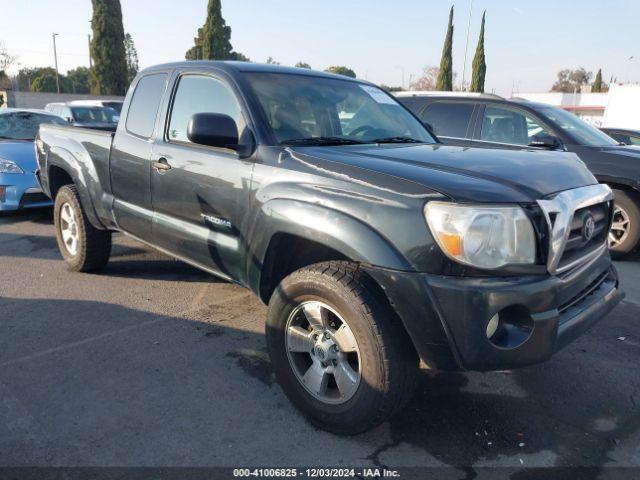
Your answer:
359;85;397;105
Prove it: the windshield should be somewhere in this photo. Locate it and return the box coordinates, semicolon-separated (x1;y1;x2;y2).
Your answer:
245;73;435;146
0;112;67;140
70;106;120;125
540;106;618;147
103;102;123;114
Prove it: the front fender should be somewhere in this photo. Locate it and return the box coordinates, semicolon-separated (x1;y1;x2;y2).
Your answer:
595;175;640;194
246;198;412;296
48;146;106;229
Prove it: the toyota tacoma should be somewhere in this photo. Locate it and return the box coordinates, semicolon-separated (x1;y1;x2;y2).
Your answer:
36;62;623;434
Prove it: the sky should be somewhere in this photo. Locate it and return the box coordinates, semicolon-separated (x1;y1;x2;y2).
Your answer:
2;0;639;96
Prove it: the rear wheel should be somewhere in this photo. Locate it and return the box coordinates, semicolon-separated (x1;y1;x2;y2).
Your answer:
609;189;640;255
54;185;111;272
266;261;418;435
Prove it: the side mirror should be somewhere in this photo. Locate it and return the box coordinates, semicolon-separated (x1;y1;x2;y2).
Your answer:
187;113;239;150
528;133;561;149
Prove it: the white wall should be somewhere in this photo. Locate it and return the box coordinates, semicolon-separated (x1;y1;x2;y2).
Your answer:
602;84;640;130
1;91;124;110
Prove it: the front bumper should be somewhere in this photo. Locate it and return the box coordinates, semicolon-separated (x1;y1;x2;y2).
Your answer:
365;251;623;371
0;173;53;212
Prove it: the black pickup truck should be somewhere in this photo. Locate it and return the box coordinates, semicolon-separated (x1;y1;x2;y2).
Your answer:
36;62;623;434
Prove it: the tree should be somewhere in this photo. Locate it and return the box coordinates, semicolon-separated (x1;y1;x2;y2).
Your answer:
325;66;356;78
436;6;454;91
266;56;280;65
380;84;404;92
233;52;250;62
0;72;11;91
124;33;139;84
67;67;91;93
0;41;17;77
411;66;436;90
90;0;129;95
30;68;72;93
295;61;311;69
185;0;247;61
551;68;592;93
592;68;603;92
470;11;486;93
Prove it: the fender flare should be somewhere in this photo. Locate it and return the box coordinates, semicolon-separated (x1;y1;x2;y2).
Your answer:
596;175;640;195
247;198;412;296
48;146;106;229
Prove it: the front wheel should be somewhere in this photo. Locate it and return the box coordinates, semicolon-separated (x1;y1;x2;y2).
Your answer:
609;189;640;255
54;185;112;272
266;261;418;435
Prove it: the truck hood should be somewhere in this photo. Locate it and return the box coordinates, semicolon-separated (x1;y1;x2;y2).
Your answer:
0;140;37;173
291;144;597;203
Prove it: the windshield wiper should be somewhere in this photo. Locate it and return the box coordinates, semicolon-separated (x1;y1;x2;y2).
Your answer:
370;136;424;144
0;135;31;141
281;136;365;146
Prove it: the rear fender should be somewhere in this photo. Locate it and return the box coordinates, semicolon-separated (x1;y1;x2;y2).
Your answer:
48;146;106;229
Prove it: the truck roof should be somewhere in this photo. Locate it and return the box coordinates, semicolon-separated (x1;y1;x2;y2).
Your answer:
139;61;364;83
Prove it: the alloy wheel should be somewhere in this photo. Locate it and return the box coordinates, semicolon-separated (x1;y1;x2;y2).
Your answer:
59;202;80;255
609;203;631;249
285;301;361;404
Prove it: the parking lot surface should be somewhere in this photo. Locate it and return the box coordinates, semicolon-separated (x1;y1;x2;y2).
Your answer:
1;209;640;470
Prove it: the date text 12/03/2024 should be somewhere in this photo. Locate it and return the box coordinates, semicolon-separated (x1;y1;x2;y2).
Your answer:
232;468;400;478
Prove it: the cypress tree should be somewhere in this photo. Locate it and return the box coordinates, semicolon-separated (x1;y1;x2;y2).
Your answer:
593;69;603;92
90;0;128;95
470;11;486;93
436;6;454;91
186;0;240;60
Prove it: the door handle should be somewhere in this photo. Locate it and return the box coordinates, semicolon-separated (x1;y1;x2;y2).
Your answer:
152;157;172;173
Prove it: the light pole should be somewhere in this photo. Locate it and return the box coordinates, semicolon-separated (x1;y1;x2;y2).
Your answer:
626;56;635;84
461;0;474;91
395;66;405;89
52;33;60;94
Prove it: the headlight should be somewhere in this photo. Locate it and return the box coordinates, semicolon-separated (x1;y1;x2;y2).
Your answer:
0;158;24;174
424;202;536;269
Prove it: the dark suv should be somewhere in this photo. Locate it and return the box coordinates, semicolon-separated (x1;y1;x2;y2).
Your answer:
397;93;640;255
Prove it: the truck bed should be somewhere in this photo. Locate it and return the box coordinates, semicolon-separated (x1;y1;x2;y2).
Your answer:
36;124;116;228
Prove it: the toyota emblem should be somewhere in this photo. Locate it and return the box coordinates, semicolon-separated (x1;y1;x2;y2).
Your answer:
582;214;596;242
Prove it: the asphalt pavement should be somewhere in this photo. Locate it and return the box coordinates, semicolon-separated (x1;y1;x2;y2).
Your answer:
1;209;640;472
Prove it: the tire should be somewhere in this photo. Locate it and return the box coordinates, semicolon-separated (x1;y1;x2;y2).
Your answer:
54;185;111;272
266;261;418;435
609;189;640;255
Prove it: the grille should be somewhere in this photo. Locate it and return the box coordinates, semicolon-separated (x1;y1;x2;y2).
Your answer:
558;202;609;271
537;184;614;275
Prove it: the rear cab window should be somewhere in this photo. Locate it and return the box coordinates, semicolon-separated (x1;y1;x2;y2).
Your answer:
421;101;475;138
125;73;168;138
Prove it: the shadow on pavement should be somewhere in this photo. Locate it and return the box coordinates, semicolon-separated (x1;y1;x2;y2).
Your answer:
0;208;53;225
1;295;638;469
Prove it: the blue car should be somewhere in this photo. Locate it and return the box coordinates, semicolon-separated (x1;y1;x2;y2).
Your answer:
0;108;67;212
